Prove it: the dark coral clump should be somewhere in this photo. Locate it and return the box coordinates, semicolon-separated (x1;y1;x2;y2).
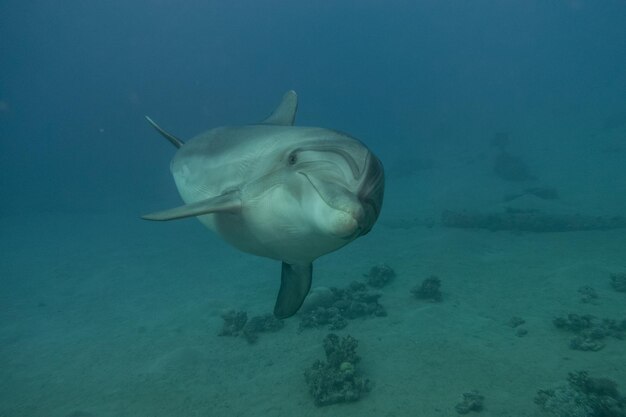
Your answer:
218;310;248;337
304;334;370;406
611;273;626;292
411;275;442;302
364;264;396;288
508;316;526;328
578;286;599;304
242;313;284;344
300;306;348;331
218;310;284;344
332;281;387;319
299;281;386;331
553;313;626;351
535;371;626;417
507;316;528;336
455;390;485;414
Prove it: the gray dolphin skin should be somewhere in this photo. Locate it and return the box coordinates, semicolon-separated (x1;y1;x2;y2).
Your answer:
143;91;385;318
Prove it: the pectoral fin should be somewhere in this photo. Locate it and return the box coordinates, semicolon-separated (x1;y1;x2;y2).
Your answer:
142;191;241;221
145;116;185;149
274;262;313;318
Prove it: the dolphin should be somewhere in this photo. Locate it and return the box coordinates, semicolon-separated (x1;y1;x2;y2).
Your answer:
143;91;384;318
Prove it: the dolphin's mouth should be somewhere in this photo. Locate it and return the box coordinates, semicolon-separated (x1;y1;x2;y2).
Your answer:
298;171;364;238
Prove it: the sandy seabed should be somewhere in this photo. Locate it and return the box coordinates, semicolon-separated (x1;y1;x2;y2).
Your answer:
1;175;625;417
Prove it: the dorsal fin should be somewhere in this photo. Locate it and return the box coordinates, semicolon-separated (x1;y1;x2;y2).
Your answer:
145;116;185;148
261;90;298;126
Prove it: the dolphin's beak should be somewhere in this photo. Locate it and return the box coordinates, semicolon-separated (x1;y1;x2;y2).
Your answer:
329;211;362;240
298;172;365;238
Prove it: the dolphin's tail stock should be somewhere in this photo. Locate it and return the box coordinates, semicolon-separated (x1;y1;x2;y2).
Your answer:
144;116;185;148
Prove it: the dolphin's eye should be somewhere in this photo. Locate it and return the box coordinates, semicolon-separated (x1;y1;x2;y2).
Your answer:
287;152;297;166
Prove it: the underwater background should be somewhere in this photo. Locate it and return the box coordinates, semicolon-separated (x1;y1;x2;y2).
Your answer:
1;1;626;416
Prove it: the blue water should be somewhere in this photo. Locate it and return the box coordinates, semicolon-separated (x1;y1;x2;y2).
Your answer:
2;1;626;416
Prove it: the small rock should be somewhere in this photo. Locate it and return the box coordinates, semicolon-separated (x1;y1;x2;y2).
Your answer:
411;275;442;302
508;316;525;328
610;273;626;292
300;287;336;314
455;390;484;414
515;328;528;337
569;336;605;351
578;286;599;304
